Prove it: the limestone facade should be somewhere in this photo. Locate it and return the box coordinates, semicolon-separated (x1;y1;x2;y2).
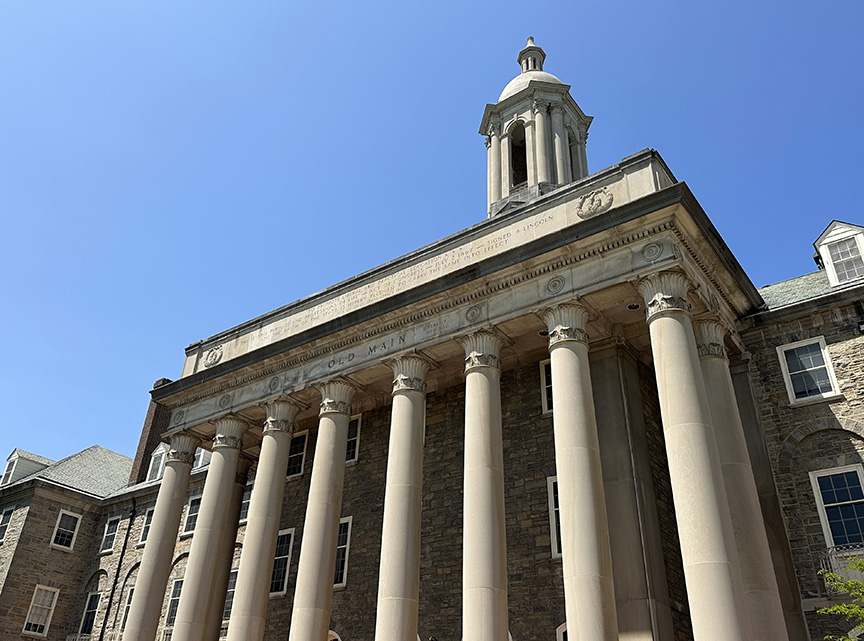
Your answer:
3;39;863;641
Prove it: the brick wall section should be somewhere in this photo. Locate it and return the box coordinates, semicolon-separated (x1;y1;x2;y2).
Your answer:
742;301;864;640
639;360;693;641
0;487;103;640
129;399;173;485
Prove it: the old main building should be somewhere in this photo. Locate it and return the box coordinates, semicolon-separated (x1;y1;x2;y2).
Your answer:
2;39;864;641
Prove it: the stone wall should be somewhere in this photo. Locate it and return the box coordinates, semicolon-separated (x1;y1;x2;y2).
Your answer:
742;301;864;641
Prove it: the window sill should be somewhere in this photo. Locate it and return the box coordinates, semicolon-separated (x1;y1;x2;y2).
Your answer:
286;474;303;482
179;531;194;540
788;393;844;408
98;548;114;556
333;584;347;592
49;543;73;553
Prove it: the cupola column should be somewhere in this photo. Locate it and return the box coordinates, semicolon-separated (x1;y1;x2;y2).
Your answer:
543;304;619;641
487;123;502;205
124;432;200;641
172;416;249;641
534;100;551;184
288;380;356;641
227;399;302;641
551;104;571;185
461;331;509;641
694;320;789;641
636;272;753;641
374;355;432;641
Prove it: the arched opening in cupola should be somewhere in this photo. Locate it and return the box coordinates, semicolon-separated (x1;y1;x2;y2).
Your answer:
510;122;527;188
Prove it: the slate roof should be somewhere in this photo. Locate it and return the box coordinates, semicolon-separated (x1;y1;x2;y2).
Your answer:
8;448;55;466
7;445;132;498
757;270;833;310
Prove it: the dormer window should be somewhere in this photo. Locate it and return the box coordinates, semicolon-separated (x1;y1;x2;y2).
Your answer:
815;221;864;287
1;458;15;486
146;444;169;482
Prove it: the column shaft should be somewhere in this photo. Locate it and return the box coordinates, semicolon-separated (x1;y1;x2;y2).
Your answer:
551;106;570;185
172;418;247;641
489;127;502;204
124;433;199;641
289;381;355;641
637;272;752;641
204;460;248;641
696;322;789;641
544;306;618;641
461;331;508;641
227;400;300;641
374;356;430;641
534;102;551;183
500;135;511;197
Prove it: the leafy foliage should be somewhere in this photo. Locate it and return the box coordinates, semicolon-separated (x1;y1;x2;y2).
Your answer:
819;559;864;640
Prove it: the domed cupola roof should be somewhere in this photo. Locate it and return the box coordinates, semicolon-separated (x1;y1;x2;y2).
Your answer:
497;37;564;102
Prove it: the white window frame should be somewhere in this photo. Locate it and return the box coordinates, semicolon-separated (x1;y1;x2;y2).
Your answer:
120;587;134;631
540;359;553;415
286;431;308;479
78;591;101;635
0;506;14;542
100;517;121;553
182;495;202;535
147;444;169;482
238;481;254;523
269;528;295;597
333;516;353;588
50;509;82;551
547;477;562;559
164;579;183;627
193;447;211;470
22;584;59;637
1;458;16;486
139;507;155;545
810;464;864;550
556;623;567;641
776;336;842;405
346;415;362;464
818;228;864;286
221;569;238;630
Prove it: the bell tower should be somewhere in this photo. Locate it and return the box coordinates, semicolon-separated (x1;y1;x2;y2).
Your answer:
480;38;593;216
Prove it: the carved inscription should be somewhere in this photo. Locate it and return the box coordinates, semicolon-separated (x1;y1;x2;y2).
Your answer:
328;334;408;369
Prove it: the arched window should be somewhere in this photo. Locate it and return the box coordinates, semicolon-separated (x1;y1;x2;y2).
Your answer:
328;632;342;641
556;623;567;641
510;122;528;188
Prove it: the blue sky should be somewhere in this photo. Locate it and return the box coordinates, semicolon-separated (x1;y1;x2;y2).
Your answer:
1;0;862;462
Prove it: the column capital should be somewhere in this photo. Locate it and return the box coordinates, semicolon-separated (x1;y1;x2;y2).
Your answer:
694;319;729;360
263;399;302;435
636;271;693;320
550;102;564;115
484;135;492;149
235;456;253;485
533;99;548;114
213;416;248;450
318;380;355;416
487;121;500;137
542;303;589;347
460;330;504;373
167;432;201;465
390;355;432;394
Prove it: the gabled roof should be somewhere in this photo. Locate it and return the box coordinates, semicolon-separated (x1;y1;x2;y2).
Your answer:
814;220;864;248
4;445;132;498
7;448;55;466
757;271;832;310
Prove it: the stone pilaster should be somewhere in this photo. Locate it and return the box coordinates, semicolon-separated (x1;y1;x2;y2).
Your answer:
227;400;302;641
172;417;248;641
694;320;788;641
460;331;509;641
534;100;551;184
542;304;619;641
551;104;571;185
124;432;200;641
636;272;753;641
289;381;356;641
488;122;502;205
374;355;431;641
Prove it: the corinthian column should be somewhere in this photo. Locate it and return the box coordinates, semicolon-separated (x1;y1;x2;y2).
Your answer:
461;331;509;641
551;104;571;185
542;305;618;641
124;432;199;641
227;400;302;641
289;381;356;641
636;272;752;641
694;320;788;641
173;417;248;641
374;355;431;641
488;123;502;205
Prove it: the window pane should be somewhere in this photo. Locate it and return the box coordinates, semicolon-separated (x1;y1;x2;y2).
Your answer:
286;434;307;477
80;593;100;634
270;532;292;594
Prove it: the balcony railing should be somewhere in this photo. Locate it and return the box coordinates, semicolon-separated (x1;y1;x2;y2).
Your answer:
817;543;864;595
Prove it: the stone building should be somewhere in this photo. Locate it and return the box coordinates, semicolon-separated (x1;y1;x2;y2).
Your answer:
1;39;863;641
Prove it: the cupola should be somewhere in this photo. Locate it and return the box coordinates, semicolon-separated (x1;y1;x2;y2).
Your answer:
480;39;593;217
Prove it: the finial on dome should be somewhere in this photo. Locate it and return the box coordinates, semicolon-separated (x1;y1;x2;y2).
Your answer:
517;37;546;74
